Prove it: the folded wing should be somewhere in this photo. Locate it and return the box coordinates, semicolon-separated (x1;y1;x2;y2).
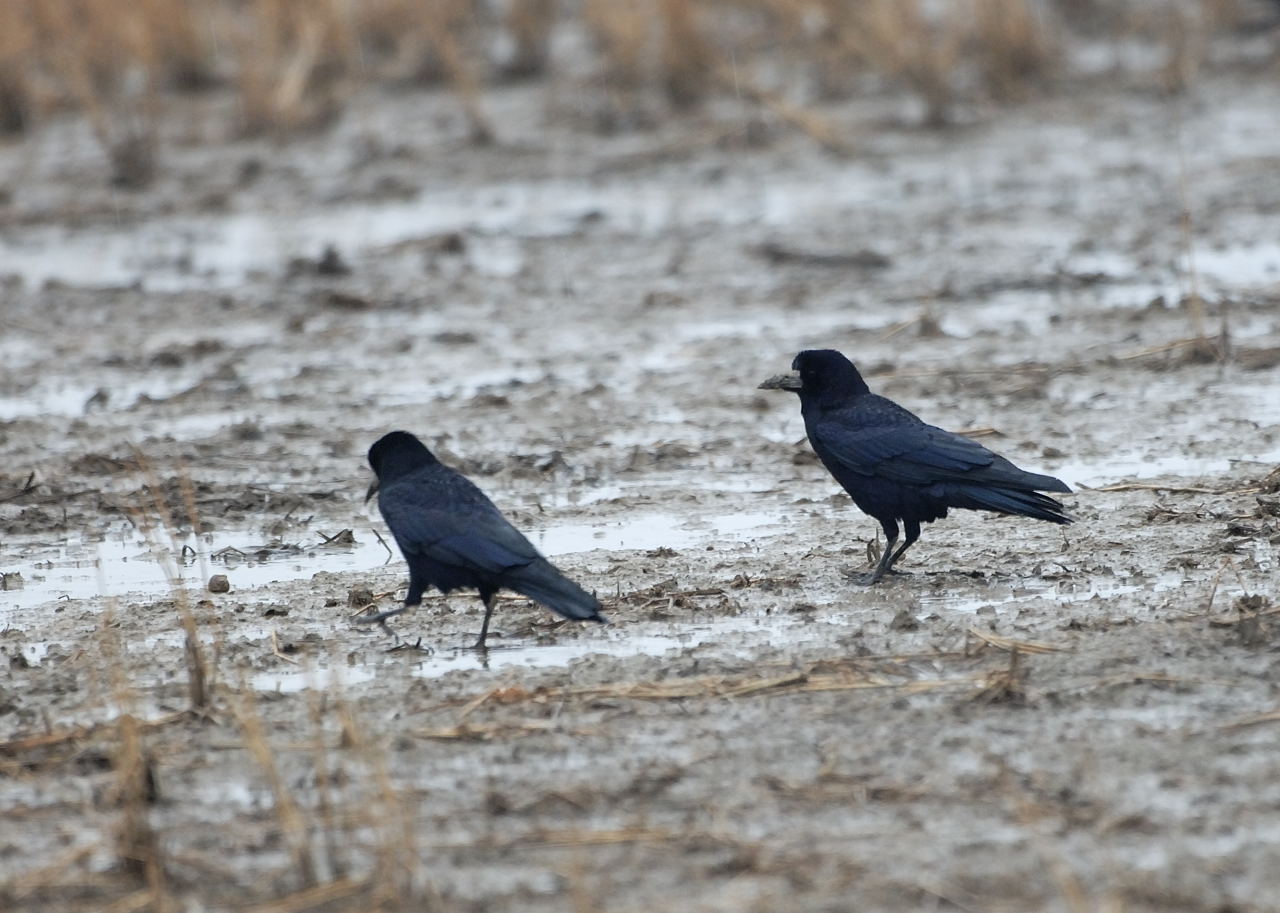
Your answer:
381;479;603;621
812;417;1071;524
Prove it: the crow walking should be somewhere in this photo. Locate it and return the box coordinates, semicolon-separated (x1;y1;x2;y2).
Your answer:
761;350;1071;584
359;431;604;648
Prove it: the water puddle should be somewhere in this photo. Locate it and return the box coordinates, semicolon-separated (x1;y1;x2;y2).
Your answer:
1;508;791;615
1194;242;1280;289
1055;451;1280;489
252;567;1192;693
914;571;1190;617
547;474;781;509
0;170;884;291
5;562;1200;693
252;611;799;693
0;530;389;613
1050;377;1280;488
532;509;784;554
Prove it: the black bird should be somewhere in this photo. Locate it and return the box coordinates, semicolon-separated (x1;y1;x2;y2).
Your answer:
760;350;1071;584
359;431;604;648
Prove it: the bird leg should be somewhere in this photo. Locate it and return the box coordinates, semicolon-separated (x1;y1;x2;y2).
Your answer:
858;520;918;585
857;537;897;585
471;594;496;651
883;520;921;578
884;544;915;576
354;604;408;627
353;604;409;638
870;545;915;579
387;637;432;654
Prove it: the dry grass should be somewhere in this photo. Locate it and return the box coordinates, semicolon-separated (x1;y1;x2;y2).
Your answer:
103;625;168;903
0;452;433;910
973;0;1058;102
0;674;426;910
0;0;1266;183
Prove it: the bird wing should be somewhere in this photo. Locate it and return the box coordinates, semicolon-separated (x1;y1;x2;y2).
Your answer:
814;419;1014;487
379;483;540;575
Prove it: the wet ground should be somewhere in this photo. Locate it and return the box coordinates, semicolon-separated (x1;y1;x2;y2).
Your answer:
3;71;1280;912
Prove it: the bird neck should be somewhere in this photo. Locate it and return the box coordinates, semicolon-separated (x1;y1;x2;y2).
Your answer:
801;383;868;414
378;450;438;483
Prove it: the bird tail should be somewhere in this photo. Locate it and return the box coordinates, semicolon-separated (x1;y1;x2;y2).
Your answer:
1015;470;1071;494
946;485;1073;524
507;559;606;622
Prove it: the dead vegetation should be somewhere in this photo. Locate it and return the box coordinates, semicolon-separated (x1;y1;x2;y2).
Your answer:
0;0;1272;184
0;628;1056;910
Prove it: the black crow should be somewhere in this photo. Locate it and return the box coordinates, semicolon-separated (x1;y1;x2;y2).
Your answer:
760;349;1071;584
358;431;604;648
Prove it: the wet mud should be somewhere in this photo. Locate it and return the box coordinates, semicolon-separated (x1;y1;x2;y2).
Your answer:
2;73;1280;912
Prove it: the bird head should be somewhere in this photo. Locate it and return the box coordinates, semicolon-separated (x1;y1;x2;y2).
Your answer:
366;430;437;500
759;349;871;400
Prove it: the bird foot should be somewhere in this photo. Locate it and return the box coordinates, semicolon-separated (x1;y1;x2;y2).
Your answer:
852;566;913;585
354;606;408;625
353;605;409;638
386;637;432;655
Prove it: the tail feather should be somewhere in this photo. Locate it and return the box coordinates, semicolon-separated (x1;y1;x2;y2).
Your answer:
1016;470;1071;494
947;484;1072;524
503;559;605;622
980;455;1072;494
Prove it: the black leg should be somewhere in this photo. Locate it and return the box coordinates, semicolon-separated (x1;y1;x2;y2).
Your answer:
471;593;496;651
357;571;425;635
858;520;899;586
353;604;409;631
884;520;921;576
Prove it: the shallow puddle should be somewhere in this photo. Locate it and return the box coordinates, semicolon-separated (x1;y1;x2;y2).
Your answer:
1055;451;1280;489
0;169;881;291
252;611;795;693
1;507;792;615
251;567;1195;693
914;570;1191;617
0;530;388;613
532;509;785;554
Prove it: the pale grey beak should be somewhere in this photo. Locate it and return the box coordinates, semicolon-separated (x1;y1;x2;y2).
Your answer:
759;372;802;392
365;478;380;503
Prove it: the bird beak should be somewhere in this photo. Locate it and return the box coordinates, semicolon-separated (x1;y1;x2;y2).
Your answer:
365;478;380;503
759;372;802;392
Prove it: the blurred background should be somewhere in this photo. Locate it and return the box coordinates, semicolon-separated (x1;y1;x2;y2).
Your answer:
0;0;1277;187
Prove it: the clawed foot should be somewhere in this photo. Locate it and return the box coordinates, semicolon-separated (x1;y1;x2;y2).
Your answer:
852;568;912;586
353;605;407;638
354;606;407;626
387;637;432;654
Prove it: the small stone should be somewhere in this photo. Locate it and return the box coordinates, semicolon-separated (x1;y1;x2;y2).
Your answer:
889;608;919;631
208;575;231;593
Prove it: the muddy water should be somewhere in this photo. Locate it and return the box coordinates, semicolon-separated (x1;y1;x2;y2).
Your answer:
1;503;786;612
2;74;1280;913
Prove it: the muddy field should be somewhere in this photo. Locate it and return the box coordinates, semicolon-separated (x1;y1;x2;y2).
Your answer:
3;66;1280;912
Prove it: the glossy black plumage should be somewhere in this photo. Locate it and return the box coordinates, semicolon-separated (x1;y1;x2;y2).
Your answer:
360;431;603;647
761;350;1071;583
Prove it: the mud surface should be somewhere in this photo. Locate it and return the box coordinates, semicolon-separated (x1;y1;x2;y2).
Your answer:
3;73;1280;912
